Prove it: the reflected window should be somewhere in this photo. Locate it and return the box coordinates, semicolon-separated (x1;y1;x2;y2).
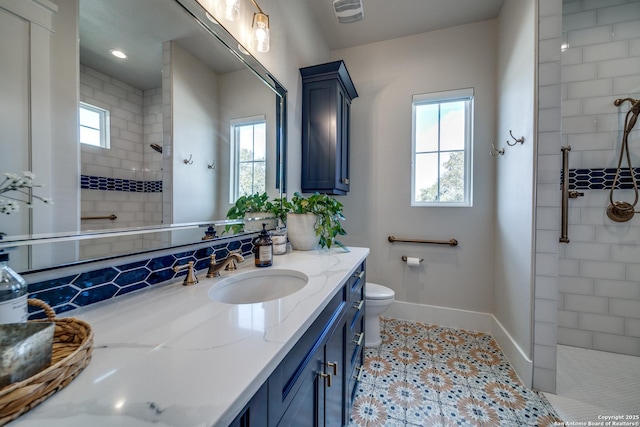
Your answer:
79;102;110;148
411;88;473;207
230;115;266;202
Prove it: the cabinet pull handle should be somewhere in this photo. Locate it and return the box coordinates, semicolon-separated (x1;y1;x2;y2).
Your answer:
352;270;365;280
341;178;350;185
353;300;364;311
354;366;364;382
353;332;364;346
326;361;338;376
319;372;332;388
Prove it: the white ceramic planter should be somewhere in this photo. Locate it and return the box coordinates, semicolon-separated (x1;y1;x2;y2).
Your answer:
286;213;319;250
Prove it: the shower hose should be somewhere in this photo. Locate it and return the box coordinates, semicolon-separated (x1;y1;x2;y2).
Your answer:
608;98;640;221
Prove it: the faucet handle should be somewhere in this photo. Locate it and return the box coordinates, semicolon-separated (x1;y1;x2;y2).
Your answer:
206;254;220;278
173;261;198;286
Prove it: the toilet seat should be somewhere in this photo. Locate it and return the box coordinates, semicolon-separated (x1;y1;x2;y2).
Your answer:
366;282;395;300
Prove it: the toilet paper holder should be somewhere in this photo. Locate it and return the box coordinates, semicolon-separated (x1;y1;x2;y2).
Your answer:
402;256;424;264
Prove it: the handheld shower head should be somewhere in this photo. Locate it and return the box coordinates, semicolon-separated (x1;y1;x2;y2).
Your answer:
150;143;163;154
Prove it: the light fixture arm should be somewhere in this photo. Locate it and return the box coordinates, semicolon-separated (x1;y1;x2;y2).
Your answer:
249;0;264;14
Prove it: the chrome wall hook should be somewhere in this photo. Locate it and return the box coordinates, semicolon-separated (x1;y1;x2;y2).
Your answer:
208;161;215;170
183;154;193;165
490;141;505;157
506;130;525;146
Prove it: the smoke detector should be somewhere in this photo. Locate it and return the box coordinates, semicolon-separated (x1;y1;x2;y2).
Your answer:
333;0;364;23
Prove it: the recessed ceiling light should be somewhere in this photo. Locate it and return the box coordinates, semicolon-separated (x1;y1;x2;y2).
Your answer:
110;49;127;59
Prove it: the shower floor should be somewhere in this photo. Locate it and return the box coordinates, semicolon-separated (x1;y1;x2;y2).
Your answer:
544;345;640;423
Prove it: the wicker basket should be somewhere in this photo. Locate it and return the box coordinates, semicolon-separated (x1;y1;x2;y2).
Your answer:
0;299;93;425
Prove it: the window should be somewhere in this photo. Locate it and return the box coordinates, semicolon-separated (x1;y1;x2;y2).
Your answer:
79;102;110;148
411;88;473;207
230;116;267;202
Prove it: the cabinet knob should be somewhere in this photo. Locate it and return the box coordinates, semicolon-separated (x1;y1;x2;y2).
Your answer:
353;300;364;311
352;270;365;280
319;372;332;388
341;178;350;185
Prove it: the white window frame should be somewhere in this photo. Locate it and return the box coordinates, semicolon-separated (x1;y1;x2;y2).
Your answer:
229;115;267;203
79;102;110;149
411;88;473;207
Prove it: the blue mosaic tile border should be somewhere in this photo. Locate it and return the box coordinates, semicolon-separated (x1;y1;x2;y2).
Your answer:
564;168;640;190
27;237;254;319
81;175;162;193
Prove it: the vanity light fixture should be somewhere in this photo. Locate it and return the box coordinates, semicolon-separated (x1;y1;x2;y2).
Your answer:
109;49;127;59
250;0;269;53
216;0;240;21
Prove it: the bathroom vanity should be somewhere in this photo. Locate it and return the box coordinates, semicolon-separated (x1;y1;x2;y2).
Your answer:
9;247;368;426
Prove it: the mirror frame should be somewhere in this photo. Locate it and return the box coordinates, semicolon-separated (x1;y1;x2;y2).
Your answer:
0;0;287;271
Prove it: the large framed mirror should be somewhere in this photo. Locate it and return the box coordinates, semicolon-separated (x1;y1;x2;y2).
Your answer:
0;0;286;273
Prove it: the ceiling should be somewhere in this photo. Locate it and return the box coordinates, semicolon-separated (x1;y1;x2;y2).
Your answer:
79;0;244;91
303;0;507;51
79;0;507;90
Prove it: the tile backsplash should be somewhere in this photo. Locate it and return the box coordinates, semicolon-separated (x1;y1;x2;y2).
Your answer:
27;236;254;320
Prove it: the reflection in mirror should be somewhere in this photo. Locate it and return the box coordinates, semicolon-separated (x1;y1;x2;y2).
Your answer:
0;0;286;273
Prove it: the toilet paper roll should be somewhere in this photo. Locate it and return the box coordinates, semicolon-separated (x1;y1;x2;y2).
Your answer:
405;257;420;267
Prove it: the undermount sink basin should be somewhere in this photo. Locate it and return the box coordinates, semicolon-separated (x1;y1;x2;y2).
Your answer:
208;269;309;304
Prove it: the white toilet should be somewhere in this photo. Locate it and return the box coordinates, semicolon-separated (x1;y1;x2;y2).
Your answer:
364;282;395;348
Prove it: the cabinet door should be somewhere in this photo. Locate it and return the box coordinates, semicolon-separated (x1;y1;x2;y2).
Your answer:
324;320;347;426
277;358;322;427
229;382;268;427
301;80;338;194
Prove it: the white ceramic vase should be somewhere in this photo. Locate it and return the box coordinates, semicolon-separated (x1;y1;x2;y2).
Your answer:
286;213;319;250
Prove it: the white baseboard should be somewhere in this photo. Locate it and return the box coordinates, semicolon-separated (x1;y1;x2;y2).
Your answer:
386;301;533;387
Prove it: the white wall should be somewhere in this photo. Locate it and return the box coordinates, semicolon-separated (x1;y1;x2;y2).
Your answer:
332;20;498;314
170;42;218;224
495;0;537;366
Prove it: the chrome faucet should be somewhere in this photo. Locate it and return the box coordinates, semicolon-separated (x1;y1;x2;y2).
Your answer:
206;251;245;278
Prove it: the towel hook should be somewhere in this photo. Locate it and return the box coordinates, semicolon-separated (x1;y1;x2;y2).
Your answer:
490;141;505;157
506;130;525;146
183;154;193;165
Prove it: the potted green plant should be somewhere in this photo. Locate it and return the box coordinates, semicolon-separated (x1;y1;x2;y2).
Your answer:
285;192;347;250
225;192;276;234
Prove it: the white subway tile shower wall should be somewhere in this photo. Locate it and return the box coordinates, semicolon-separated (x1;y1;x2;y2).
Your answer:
79;65;164;259
558;0;640;358
534;0;563;393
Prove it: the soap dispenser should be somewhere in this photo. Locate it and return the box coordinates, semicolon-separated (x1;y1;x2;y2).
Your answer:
253;223;273;267
0;252;28;324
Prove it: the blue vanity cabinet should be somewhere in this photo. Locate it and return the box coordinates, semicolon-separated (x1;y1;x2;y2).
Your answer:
268;284;348;426
230;262;367;427
300;60;358;195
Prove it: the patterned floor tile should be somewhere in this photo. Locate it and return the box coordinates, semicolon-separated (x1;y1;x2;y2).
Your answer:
350;317;562;427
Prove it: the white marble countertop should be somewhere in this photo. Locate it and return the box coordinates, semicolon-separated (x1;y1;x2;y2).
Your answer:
12;247;369;427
